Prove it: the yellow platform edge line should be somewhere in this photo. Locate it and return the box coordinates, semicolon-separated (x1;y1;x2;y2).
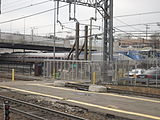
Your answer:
29;83;160;104
0;85;160;120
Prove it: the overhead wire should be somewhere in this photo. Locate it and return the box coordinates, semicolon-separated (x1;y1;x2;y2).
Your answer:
115;22;160;28
2;0;30;10
2;0;52;14
0;4;69;25
2;0;28;6
60;10;160;25
114;27;135;37
0;3;160;27
114;10;160;18
114;17;143;32
1;1;160;38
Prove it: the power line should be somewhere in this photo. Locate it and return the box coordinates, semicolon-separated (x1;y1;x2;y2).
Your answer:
2;0;52;14
114;27;135;37
0;4;69;25
2;0;30;10
115;30;160;33
2;2;159;25
115;22;160;28
3;0;28;6
114;17;143;32
114;10;160;18
62;10;160;25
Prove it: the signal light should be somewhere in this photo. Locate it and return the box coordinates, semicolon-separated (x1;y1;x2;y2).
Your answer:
4;101;10;120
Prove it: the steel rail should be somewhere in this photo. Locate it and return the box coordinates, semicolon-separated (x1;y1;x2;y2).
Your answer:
10;108;47;120
106;88;160;99
0;103;47;120
0;95;87;120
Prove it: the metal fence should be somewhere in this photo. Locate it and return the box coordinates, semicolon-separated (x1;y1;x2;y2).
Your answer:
0;63;34;81
43;59;160;87
43;60;108;83
0;63;33;75
114;59;160;87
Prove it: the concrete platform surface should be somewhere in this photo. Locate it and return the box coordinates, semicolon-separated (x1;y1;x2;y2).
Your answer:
0;81;160;120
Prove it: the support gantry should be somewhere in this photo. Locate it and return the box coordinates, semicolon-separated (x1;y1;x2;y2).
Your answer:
55;0;114;83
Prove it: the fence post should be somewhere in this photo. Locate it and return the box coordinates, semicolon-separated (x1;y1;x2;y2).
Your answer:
92;72;96;84
81;62;83;80
12;69;14;82
64;61;66;80
156;59;158;87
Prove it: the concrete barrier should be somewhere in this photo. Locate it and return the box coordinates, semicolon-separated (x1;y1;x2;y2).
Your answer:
53;81;66;87
89;85;107;92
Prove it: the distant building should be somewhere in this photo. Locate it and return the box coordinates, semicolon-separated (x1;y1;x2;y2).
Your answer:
118;38;160;49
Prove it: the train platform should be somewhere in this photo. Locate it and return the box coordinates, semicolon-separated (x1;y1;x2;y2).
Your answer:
0;80;160;120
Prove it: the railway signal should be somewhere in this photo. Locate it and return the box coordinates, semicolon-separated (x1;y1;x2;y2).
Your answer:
4;101;10;120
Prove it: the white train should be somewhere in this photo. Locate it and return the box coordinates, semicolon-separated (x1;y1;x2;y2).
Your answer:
0;51;133;62
0;52;70;62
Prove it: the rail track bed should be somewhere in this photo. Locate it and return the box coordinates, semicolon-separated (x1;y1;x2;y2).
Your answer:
0;88;131;120
0;95;86;120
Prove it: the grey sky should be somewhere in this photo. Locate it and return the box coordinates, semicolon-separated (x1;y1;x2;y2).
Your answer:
0;0;160;37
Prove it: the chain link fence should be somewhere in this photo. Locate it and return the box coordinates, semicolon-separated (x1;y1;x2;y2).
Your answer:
43;59;160;87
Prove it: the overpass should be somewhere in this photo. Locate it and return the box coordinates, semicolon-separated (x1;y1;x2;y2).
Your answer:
0;32;101;52
0;32;72;52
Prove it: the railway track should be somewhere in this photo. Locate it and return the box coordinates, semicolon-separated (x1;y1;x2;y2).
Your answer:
65;82;160;99
0;95;87;120
106;87;160;98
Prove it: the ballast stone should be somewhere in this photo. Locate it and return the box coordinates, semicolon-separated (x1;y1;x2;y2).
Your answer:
53;81;66;87
89;85;107;92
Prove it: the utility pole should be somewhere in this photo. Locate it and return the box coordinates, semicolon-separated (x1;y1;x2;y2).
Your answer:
75;22;79;60
52;0;57;78
89;17;96;60
0;0;1;14
145;24;149;41
157;23;160;49
0;29;1;39
53;0;57;60
31;28;33;43
145;24;150;47
84;25;88;60
102;0;113;83
23;19;25;40
31;27;37;43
